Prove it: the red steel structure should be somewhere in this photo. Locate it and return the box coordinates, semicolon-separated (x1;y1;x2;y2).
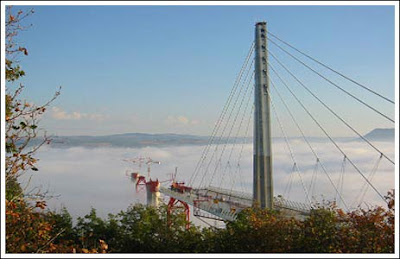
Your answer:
167;197;190;230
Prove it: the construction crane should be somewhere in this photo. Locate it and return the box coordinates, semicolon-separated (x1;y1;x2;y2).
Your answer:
145;158;161;178
123;157;160;178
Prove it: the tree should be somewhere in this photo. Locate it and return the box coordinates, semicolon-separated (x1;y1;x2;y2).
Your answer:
4;7;107;253
220;192;395;253
5;6;60;201
223;207;303;253
4;6;68;253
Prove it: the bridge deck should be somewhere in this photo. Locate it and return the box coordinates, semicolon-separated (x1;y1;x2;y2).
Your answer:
160;186;311;221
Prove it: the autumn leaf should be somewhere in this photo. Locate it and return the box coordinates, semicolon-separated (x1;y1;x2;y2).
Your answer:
18;47;28;55
35;201;46;209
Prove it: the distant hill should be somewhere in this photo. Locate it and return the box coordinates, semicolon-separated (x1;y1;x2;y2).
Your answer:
363;128;394;142
25;130;394;148
43;133;209;148
26;133;252;149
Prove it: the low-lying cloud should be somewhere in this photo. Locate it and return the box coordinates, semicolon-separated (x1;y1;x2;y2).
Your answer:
21;139;395;220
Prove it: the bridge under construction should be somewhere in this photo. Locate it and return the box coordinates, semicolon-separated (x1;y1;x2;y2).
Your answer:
128;21;394;227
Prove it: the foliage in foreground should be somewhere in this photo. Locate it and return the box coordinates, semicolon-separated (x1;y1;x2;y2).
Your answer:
4;6;101;253
224;191;394;253
10;191;391;253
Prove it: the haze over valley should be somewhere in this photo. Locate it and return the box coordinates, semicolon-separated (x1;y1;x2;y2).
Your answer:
21;128;395;220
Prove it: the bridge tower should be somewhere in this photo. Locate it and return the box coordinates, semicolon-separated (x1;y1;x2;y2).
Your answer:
253;21;273;209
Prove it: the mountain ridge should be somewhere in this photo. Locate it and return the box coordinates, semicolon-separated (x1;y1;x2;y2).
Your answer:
24;128;394;148
362;128;394;142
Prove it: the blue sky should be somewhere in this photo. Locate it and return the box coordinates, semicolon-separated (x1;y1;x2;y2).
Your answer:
7;4;396;137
